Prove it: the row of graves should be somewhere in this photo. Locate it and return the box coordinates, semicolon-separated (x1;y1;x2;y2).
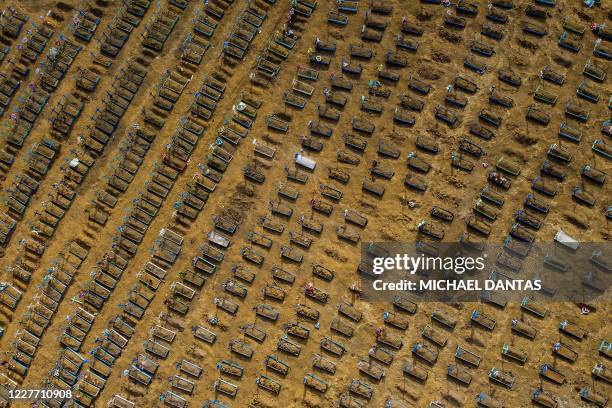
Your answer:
127;0;279;235
0;1;95;180
448;3;610;406
0;29;103;352
405;0;612;290
143;0;266;130
248;0;315;88
404;1;610;249
140;8;180;53
0;5;31;81
0;3;605;406
96;0;152;60
220;0;268;62
83;2;411;404
0;7;28;43
147;89;266;407
0;211;16;254
70;8;102;43
0;17;56;113
183;2;224;66
30;17;228;408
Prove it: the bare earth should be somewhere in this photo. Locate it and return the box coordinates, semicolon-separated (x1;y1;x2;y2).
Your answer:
0;0;610;407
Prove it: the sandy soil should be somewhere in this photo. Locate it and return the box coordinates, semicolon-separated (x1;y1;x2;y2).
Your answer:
0;0;610;407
